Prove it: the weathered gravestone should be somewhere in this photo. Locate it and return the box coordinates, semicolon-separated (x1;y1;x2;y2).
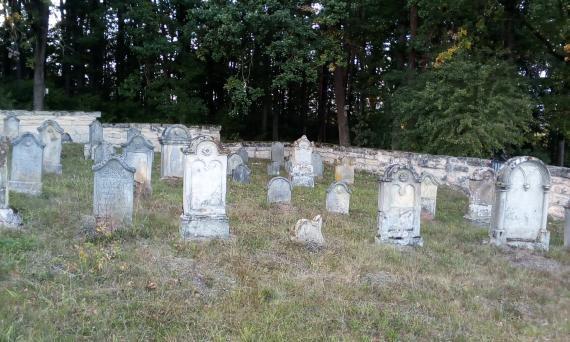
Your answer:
0;137;22;228
159;124;191;178
93;141;116;164
9;133;44;195
92;157;135;227
237;146;249;164
271;142;285;165
326;181;351;215
122;135;154;195
227;153;244;176
489;156;551;251
290;215;325;247
37;120;64;174
86;120;103;159
565;202;570;250
127;127;141;141
420;173;440;220
464;168;496;225
376;164;423;246
267;177;292;204
180;138;229;239
267;161;280;176
290;135;314;187
3;114;20;140
312;152;324;179
335;157;355;185
232;164;251;184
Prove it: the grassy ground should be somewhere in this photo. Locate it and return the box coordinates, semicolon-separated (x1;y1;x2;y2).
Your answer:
1;144;569;341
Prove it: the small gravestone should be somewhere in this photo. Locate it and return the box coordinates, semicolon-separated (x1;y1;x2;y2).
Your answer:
290;135;314;187
232;164;251;184
159;124;191;178
180;138;229;239
227;153;244;176
93;157;135;227
237;146;249;164
0;137;22;228
267;162;280;176
290;215;325;247
490;156;551;251
3;114;20;140
271;142;285;166
37;120;64;174
267;177;292;204
326;181;351;215
122;135;154;195
376;164;423;246
420;173;439;220
127;127;141;141
312;152;324;179
335;157;355;185
464;168;495;224
565;202;570;250
93;141;116;164
86;120;103;159
9;133;44;195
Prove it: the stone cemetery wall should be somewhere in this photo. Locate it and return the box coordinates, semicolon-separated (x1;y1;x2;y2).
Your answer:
102;123;221;147
225;141;570;220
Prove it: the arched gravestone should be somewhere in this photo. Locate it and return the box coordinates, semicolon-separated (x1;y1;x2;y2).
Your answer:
464;168;496;224
227;153;244;176
159;124;191;178
92;157;135;227
267;177;292;204
237;147;249;164
9;133;45;195
232;164;251;184
86;120;103;159
180;138;229;239
326;181;351;215
93;141;116;164
121;135;154;195
290;135;315;187
127;127;141;141
3;114;20;140
312;152;324;179
0;137;22;228
419;172;440;220
376;164;423;246
490;156;551;251
37;120;64;174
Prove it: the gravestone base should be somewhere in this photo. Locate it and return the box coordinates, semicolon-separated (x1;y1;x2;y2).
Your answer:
0;208;22;228
8;180;42;196
291;175;314;188
267;162;280;176
44;163;62;175
180;214;230;240
464;204;492;225
375;235;424;247
490;229;550;251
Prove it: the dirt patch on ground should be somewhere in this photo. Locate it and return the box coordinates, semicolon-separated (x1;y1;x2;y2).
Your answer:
504;248;570;282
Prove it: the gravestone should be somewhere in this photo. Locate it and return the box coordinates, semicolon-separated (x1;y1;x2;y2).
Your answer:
271;142;285;166
93;141;116;164
9;133;44;195
267;162;280;176
267;177;292;204
290;135;314;187
464;168;496;224
312;152;324;179
290;215;325;247
122;135;154;195
326;181;351;215
420;173;439;220
86;120;103;159
0;137;22;228
489;156;551;251
37;120;64;174
92;157;135;227
237;146;249;164
232;164;251;184
335;157;355;185
375;164;423;246
180;138;229;239
3;114;20;140
565;202;570;250
127;127;141;141
227;153;244;176
159;124;191;178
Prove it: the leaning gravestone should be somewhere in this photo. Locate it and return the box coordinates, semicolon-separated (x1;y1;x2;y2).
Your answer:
93;157;135;227
3;114;20;140
237;146;249;164
86;120;103;159
335;157;355;185
227;153;244;176
290;215;325;247
122;135;154;195
312;152;324;179
232;164;251;184
0;137;22;228
464;168;495;224
127;127;141;141
37;120;64;174
376;163;423;246
326;181;351;215
420;173;439;220
93;141;116;164
180;138;229;239
290;135;315;187
159;124;191;178
9;133;44;195
489;156;551;251
267;177;292;204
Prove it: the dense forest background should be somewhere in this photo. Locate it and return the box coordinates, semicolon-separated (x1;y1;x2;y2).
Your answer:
0;1;568;163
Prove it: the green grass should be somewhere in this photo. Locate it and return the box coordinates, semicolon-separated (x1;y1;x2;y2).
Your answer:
1;144;569;340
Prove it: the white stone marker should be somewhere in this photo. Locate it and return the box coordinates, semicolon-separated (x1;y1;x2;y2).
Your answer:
180;138;229;239
0;137;22;228
312;152;324;179
122;135;154;195
290;135;315;187
464;168;496;224
376;163;423;246
326;181;351;215
490;156;551;251
3;114;20;140
290;215;325;247
267;177;292;204
9;133;44;195
419;172;440;220
37;119;64;174
93;157;135;227
271;142;285;165
227;153;244;176
159;124;191;178
335;157;355;185
86;120;103;159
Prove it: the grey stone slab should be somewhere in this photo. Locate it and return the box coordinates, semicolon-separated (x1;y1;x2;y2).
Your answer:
37;120;64;174
420;172;440;220
0;137;22;228
3;114;20;140
227;153;244;176
267;161;280;176
93;157;135;227
465;168;495;224
232;164;251;184
267;177;292;204
290;135;314;188
565;204;570;250
159;125;191;178
335;157;355;185
127;127;141;141
122;135;154;195
9;133;44;195
271;142;284;165
237;147;249;164
326;181;351;215
93;141;116;164
290;215;325;247
312;152;324;178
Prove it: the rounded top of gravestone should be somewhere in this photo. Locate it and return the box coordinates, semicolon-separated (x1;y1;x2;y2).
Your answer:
293;135;313;149
92;156;136;173
326;181;352;194
37;119;64;134
469;167;496;181
11;132;45;148
419;172;440;185
380;163;420;183
187;139;222;157
183;135;216;154
160;124;191;144
4;113;19;122
89;119;102;128
121;134;155;151
496;156;551;189
267;176;292;190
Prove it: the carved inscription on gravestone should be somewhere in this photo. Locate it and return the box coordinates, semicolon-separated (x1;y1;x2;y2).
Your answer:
93;157;135;226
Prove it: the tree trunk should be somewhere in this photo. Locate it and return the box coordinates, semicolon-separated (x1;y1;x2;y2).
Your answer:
317;65;329;142
559;136;566;167
409;4;418;71
334;65;350;146
32;0;49;110
272;89;280;141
